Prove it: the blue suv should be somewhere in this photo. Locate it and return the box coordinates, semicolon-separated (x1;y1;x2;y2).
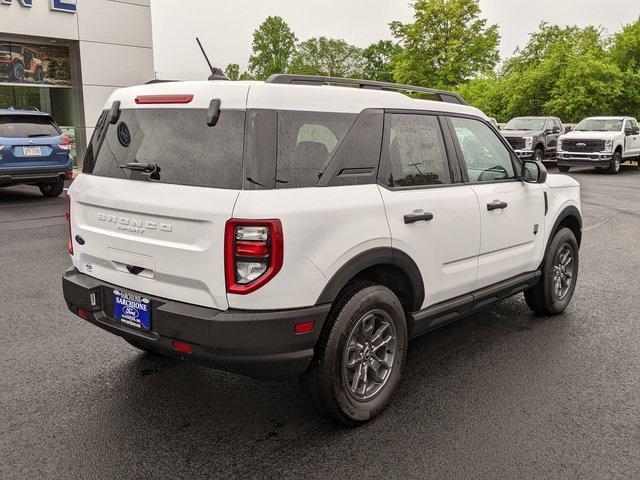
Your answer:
0;108;73;197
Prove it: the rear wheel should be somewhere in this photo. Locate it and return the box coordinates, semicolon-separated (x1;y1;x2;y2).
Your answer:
39;179;64;197
558;165;570;173
302;284;407;426
34;66;43;83
608;151;622;174
525;227;579;316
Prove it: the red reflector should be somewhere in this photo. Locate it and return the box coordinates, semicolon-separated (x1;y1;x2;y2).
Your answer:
77;308;89;319
65;171;73;180
294;321;315;335
235;240;269;257
135;94;194;105
171;340;192;354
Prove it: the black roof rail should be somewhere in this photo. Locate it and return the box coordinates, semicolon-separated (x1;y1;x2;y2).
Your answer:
265;74;467;105
9;106;40;112
146;79;178;84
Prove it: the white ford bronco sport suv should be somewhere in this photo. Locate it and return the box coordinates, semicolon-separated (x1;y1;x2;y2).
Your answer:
557;116;640;174
62;75;582;425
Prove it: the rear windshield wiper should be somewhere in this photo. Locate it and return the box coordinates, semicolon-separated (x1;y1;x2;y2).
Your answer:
118;162;161;180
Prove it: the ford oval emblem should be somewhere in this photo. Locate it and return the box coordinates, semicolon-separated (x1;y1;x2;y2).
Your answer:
117;122;131;147
123;306;139;319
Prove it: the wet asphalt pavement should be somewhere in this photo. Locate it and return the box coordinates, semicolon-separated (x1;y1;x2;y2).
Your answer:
1;167;639;479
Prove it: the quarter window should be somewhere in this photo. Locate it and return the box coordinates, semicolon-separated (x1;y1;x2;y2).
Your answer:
450;116;516;183
381;113;451;187
275;111;356;188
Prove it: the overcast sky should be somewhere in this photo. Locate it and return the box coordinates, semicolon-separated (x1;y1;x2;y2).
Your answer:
151;0;639;81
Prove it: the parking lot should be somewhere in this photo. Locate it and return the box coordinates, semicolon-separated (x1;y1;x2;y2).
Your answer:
1;166;639;479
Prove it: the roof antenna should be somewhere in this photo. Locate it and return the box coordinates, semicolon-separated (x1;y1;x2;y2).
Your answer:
196;37;229;81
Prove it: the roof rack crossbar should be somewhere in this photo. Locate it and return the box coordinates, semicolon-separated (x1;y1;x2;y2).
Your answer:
265;74;467;105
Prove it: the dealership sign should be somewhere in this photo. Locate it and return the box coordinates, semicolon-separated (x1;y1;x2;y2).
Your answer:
0;0;77;13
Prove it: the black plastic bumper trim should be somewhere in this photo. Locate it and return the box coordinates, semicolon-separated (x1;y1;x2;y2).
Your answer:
62;268;330;379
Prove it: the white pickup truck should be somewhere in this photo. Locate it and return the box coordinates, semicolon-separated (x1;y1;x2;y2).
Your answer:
557;116;640;174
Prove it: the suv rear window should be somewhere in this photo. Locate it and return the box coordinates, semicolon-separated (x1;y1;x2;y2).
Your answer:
0;115;61;138
83;109;245;189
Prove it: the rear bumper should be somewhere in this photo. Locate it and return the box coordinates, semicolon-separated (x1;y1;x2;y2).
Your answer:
557;152;612;168
0;165;72;185
62;268;330;379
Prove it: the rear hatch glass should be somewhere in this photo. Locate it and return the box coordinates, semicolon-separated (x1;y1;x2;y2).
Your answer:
83;108;245;189
0;114;60;138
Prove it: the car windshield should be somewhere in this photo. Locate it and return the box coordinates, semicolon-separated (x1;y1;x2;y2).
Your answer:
0;115;61;138
504;118;546;131
575;119;623;132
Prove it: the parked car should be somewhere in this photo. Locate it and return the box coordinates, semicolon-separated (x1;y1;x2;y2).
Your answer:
0;44;45;83
501;116;563;162
0;108;72;196
557;116;640;174
62;75;582;425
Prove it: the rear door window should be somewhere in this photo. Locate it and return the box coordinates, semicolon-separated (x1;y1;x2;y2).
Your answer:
380;113;452;187
275;111;356;188
83;108;245;189
0;115;60;138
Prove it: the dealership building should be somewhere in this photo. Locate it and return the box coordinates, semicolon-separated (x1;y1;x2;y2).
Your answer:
0;0;154;164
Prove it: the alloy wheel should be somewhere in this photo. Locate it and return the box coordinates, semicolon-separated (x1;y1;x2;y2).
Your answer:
342;309;398;401
552;243;574;300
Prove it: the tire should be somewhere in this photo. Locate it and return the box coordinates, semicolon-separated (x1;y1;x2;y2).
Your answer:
534;147;544;163
558;165;570;173
302;283;408;426
524;227;579;316
608;151;622;174
39;179;64;197
10;61;25;82
34;66;43;83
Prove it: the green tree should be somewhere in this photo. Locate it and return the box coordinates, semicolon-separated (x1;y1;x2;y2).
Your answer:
544;54;624;121
290;37;364;77
610;17;640;71
362;40;401;82
248;16;297;79
390;0;500;89
225;63;240;81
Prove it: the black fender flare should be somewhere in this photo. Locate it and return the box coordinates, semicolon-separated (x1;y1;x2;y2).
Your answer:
542;205;582;266
315;247;425;311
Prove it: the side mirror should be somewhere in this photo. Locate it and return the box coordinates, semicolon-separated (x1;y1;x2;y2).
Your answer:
565;126;573;133
552;126;561;134
625;128;633;136
634;126;640;135
522;160;548;184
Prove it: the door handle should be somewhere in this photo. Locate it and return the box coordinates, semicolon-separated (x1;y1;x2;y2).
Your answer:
487;200;508;211
404;212;434;224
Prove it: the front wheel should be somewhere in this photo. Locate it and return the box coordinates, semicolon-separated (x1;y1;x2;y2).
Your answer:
525;227;579;316
534;148;544;163
302;284;407;426
608;151;622;174
10;61;25;82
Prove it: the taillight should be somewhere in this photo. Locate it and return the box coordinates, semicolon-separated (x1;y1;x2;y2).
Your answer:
135;94;194;105
66;194;73;255
225;219;283;295
59;133;72;150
